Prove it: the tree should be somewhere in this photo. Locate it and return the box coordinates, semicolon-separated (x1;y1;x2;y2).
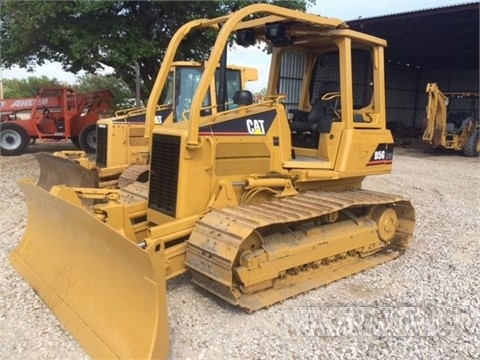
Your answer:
1;1;312;98
75;74;134;109
253;87;267;102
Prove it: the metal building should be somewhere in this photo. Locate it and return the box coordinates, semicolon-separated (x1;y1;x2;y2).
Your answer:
347;2;479;130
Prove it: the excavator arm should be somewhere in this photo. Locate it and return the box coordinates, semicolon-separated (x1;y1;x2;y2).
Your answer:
422;83;479;154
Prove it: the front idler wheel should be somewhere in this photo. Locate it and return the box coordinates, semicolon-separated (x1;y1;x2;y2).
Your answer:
370;205;398;243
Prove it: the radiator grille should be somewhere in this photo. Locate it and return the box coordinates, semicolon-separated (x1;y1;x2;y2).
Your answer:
148;134;180;217
96;125;108;167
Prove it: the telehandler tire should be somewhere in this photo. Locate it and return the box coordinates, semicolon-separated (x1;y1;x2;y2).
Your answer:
79;124;97;154
0;122;30;156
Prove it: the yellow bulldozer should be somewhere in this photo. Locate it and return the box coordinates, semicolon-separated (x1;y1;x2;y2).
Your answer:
10;4;415;359
422;82;479;156
37;61;258;190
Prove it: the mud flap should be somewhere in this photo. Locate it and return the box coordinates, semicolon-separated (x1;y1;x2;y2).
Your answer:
36;152;99;191
10;181;170;359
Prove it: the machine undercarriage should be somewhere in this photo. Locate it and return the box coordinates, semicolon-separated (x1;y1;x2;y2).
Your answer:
187;189;414;311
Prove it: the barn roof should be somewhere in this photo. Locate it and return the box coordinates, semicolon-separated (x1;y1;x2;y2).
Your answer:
347;3;479;70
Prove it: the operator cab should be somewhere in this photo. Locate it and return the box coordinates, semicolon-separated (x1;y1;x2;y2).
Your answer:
236;23;390;171
159;65;246;122
271;46;381;164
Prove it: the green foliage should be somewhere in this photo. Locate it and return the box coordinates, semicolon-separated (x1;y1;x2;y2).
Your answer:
2;77;64;98
75;74;134;109
1;0;312;98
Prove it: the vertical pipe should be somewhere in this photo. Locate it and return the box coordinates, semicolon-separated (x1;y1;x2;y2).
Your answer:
0;67;3;100
217;45;227;112
134;61;141;106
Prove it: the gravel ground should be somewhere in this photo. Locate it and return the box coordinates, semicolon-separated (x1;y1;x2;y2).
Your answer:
1;140;479;359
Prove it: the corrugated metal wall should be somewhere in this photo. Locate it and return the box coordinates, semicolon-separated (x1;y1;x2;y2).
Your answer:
386;64;479;128
385;63;421;128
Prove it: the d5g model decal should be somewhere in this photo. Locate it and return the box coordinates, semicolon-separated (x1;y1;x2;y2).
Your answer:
367;143;393;166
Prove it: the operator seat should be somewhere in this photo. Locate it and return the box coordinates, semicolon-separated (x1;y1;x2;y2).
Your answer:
290;86;339;148
290;94;337;134
307;96;337;133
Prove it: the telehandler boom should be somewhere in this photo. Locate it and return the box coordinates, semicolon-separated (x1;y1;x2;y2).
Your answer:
11;4;415;359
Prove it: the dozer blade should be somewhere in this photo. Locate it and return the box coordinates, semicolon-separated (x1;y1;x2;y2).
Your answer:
36;152;99;191
10;181;170;359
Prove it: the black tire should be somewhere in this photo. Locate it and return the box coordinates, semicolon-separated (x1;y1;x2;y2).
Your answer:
71;136;81;148
0;122;30;156
463;129;479;157
78;124;97;154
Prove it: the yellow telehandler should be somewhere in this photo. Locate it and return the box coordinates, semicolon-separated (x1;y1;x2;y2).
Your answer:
10;4;415;359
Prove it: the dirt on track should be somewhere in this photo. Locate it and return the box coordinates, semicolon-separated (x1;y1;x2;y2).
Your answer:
1;140;479;359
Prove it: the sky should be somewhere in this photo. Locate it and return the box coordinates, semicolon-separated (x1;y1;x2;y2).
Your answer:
2;0;470;92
